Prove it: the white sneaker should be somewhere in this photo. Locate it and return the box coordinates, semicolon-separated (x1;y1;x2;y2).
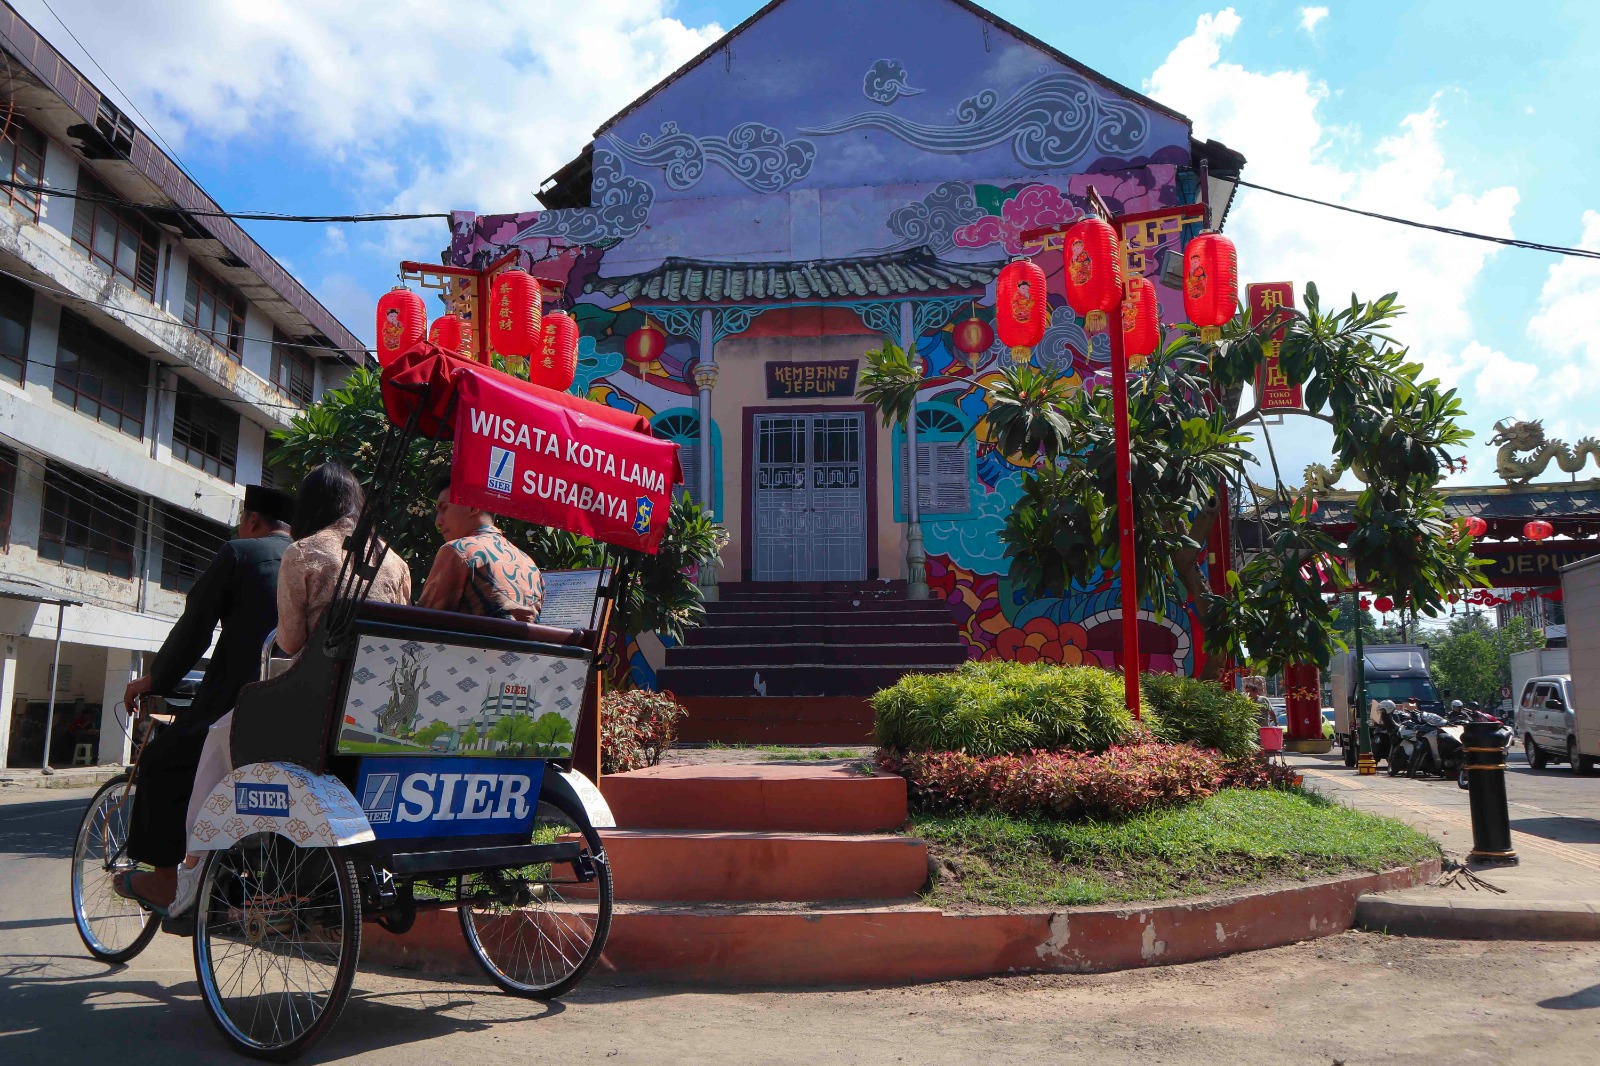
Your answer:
169;859;205;917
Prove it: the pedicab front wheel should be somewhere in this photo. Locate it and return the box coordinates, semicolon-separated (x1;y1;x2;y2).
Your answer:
70;774;161;963
458;787;613;999
193;834;361;1062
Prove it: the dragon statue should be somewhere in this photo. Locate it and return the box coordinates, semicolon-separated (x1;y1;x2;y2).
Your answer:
1490;419;1600;484
1247;459;1366;503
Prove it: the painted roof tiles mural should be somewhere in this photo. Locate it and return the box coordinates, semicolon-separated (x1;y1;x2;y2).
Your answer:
445;0;1222;683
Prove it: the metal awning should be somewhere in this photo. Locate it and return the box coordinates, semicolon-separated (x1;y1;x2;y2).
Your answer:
0;577;82;607
586;249;1004;303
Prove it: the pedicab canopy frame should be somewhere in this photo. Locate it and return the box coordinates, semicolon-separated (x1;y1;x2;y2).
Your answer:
228;340;682;781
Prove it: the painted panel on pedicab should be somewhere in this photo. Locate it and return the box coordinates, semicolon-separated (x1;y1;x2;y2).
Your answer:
189;761;376;853
353;755;541;840
337;635;587;758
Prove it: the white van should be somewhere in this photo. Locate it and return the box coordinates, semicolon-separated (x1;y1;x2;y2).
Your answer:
1514;675;1590;773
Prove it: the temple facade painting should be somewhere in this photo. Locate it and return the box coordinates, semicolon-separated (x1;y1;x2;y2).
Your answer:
444;0;1240;685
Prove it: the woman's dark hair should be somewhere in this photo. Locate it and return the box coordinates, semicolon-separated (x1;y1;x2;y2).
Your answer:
291;462;365;540
430;471;453;498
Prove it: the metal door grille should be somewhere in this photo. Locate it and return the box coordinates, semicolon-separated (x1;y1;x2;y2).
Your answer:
752;411;866;581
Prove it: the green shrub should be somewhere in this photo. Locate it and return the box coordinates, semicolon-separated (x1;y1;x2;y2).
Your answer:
1140;672;1260;757
872;660;1136;756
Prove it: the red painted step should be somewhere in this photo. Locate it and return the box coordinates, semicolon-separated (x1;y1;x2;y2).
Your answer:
672;696;876;744
600;763;907;833
600;829;928;902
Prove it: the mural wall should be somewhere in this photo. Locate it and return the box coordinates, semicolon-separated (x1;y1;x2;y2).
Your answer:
446;0;1207;683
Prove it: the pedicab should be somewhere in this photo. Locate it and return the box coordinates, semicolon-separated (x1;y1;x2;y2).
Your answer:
69;342;682;1060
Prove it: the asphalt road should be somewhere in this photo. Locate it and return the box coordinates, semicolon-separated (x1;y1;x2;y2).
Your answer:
5;783;1600;1065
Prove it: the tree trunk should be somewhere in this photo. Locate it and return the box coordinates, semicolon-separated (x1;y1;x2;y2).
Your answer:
1177;500;1223;679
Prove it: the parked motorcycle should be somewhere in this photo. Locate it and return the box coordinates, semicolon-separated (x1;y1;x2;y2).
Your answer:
1386;709;1421;778
1409;710;1465;781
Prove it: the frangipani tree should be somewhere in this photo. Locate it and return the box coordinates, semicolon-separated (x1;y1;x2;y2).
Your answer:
859;284;1483;679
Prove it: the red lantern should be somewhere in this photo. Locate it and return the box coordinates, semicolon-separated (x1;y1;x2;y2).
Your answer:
1463;516;1488;538
951;313;995;368
427;313;465;353
625;317;667;365
1374;596;1394;615
488;269;542;359
1524;519;1553;542
1359;597;1371;611
1511;591;1526;603
532;311;579;391
1182;232;1238;341
995;259;1048;355
1061;216;1122;333
375;287;425;367
1121;275;1160;367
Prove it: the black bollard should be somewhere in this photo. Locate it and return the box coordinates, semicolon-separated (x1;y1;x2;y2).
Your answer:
1462;721;1518;865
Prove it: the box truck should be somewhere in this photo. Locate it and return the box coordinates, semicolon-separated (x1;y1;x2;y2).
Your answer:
1557;556;1600;771
1330;644;1440;767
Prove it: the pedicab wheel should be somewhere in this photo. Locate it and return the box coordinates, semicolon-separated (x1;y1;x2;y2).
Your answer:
71;774;161;963
458;788;613;1000
193;834;361;1062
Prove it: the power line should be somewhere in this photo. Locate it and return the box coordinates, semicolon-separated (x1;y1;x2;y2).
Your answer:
35;0;202;191
0;174;448;224
1235;179;1600;261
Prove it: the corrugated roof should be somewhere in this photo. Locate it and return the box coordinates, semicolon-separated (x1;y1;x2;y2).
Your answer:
587;249;1003;303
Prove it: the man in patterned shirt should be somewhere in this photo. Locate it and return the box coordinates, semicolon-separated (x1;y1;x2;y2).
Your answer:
418;474;545;620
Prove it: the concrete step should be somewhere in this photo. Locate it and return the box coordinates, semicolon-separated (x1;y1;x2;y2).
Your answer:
674;696;877;745
679;621;961;648
718;580;908;599
599;763;907;833
704;597;950;616
669;642;968;668
699;606;953;627
658;663;953;698
599;829;929;902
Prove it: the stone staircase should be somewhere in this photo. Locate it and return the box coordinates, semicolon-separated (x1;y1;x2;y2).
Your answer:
656;580;967;744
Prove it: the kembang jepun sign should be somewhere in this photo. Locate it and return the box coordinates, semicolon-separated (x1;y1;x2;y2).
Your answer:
1248;282;1301;411
765;360;857;398
451;369;680;552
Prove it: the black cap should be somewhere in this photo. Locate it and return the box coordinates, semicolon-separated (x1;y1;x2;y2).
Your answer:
242;484;294;525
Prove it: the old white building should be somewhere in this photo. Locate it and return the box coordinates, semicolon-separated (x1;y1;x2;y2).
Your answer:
0;5;364;769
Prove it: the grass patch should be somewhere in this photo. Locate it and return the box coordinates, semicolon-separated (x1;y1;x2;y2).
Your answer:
760;749;861;761
914;788;1439;909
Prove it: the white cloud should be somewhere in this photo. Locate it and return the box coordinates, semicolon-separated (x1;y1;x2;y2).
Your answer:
1528;210;1600;367
1299;6;1329;34
1147;9;1524;486
11;0;723;215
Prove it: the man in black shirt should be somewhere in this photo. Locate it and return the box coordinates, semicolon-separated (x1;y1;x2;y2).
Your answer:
117;484;293;913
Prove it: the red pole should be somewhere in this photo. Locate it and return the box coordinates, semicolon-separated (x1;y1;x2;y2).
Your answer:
1108;296;1142;718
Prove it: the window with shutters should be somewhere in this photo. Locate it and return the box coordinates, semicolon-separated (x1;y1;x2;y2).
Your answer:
171;381;239;483
898;406;972;518
53;312;149;438
184;265;247;358
0;272;32;385
39;461;139;578
159;503;229;592
0;114;46;221
652;408;720;512
270;331;315;405
71;171;161;300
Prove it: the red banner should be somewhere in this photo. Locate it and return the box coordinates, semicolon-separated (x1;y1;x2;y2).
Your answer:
1248;282;1301;411
450;369;681;553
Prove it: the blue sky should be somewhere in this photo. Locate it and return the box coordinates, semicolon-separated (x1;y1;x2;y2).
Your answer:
15;0;1600;485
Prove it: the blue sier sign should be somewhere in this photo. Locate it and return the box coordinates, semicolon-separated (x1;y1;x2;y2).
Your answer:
235;782;291;816
354;756;541;840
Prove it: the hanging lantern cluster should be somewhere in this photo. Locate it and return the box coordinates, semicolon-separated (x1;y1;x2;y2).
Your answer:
427;313;465;353
1524;519;1554;542
1182;232;1238;341
1062;217;1122;333
1456;587;1564;608
533;310;579;392
995;259;1048;357
1121;275;1160;368
488;269;542;363
625;317;667;365
951;308;995;369
375;287;426;367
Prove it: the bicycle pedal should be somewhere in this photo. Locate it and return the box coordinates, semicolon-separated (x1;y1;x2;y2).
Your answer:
161;913;196;938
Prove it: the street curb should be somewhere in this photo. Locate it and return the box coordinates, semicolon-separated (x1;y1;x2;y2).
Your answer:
0;768;121;789
364;860;1440;986
1356;893;1600;940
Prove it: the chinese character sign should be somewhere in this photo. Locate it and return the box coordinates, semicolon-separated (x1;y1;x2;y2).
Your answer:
1248;282;1301;411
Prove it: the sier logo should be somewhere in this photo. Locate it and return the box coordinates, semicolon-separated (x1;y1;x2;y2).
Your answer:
487;446;515;494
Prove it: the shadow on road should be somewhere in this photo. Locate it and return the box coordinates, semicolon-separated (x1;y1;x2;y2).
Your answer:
1508;815;1600;846
1538;983;1600;1010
